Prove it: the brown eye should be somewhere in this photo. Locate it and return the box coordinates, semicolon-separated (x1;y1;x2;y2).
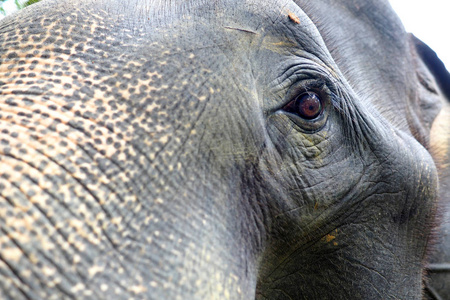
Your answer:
284;92;323;120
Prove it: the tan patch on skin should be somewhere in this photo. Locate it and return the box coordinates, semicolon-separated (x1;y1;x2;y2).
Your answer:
321;229;338;246
128;284;148;294
42;266;56;277
1;247;23;262
430;102;450;169
70;283;86;293
88;264;105;277
287;10;300;24
261;35;297;54
68;218;101;246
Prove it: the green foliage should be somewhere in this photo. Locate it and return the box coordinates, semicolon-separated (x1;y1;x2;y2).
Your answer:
22;0;40;7
0;0;40;15
0;0;8;15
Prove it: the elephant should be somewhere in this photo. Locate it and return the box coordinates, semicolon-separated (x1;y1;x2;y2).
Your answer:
0;0;449;299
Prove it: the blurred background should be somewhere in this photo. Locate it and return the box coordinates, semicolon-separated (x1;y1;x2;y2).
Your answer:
390;0;449;71
0;0;448;70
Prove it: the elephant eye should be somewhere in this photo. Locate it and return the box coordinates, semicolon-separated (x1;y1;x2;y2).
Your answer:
283;92;323;120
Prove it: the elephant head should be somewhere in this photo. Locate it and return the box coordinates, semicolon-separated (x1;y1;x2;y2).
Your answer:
0;0;448;299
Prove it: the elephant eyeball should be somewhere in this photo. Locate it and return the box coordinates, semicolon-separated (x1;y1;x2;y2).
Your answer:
284;92;323;120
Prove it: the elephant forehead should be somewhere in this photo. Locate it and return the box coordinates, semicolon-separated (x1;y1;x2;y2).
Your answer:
0;8;209;130
0;6;216;226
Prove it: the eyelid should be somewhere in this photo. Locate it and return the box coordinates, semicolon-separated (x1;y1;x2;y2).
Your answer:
283;79;328;107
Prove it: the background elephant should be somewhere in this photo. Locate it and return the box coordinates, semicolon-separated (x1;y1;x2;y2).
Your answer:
0;0;448;299
425;35;450;297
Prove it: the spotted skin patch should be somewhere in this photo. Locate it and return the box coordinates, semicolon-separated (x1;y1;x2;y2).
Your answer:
0;3;233;299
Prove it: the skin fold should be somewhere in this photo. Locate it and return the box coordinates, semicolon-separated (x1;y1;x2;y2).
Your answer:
0;0;448;299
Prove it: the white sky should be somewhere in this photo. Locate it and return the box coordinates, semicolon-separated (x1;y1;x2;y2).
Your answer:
1;0;449;71
1;0;17;15
390;0;450;71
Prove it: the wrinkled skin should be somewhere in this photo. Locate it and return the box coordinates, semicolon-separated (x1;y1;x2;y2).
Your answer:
0;0;448;299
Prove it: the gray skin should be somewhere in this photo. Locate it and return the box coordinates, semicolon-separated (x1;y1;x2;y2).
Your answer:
0;0;448;299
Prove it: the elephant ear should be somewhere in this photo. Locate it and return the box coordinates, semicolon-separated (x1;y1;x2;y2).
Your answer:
410;35;450;299
412;35;450;100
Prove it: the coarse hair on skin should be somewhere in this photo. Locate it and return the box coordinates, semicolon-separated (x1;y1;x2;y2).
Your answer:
96;0;224;27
